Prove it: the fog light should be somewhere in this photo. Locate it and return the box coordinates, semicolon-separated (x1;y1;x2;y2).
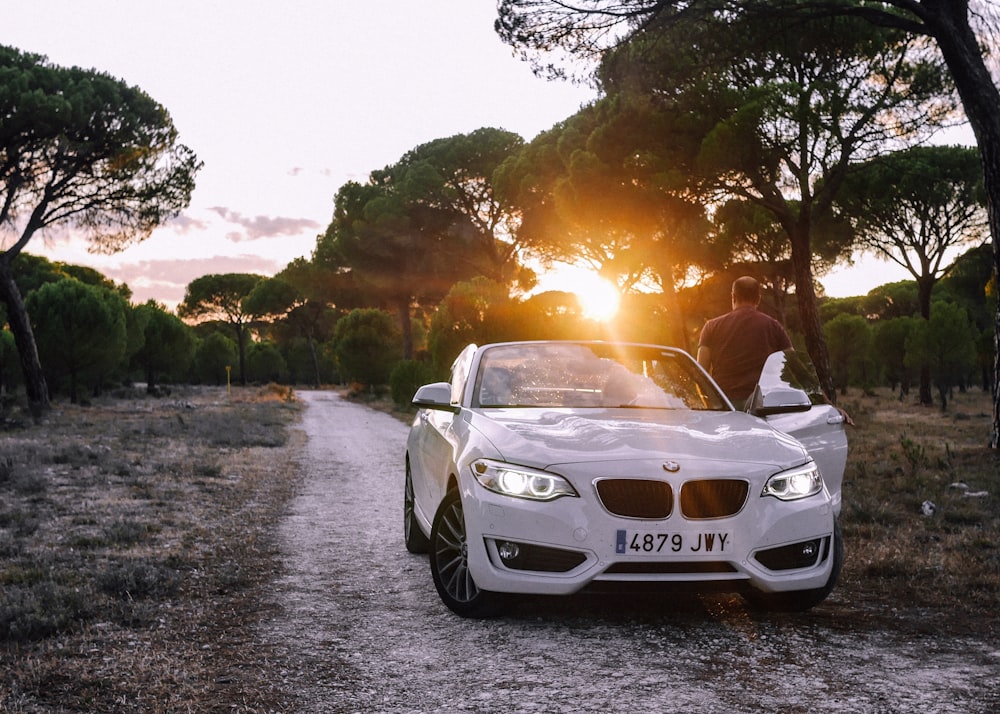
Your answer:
498;541;520;562
754;537;826;571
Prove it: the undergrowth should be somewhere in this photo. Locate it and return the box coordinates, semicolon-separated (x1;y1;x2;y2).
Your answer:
839;387;1000;617
0;385;302;712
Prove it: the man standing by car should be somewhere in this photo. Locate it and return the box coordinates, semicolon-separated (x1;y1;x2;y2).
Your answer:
697;276;792;406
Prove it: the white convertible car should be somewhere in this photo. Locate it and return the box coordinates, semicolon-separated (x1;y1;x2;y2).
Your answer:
404;341;847;618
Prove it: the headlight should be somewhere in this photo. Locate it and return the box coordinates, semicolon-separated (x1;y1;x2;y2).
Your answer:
471;459;578;501
762;462;823;501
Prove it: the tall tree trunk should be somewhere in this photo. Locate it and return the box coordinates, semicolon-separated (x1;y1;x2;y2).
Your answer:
397;299;414;360
789;227;836;403
69;368;79;405
927;4;1000;446
234;323;248;386
307;334;322;389
0;260;49;417
916;276;935;406
655;261;689;351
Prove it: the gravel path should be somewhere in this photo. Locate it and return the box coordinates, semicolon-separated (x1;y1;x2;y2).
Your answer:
259;391;1000;713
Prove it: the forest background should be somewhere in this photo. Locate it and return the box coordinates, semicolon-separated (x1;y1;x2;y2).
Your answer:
0;2;997;430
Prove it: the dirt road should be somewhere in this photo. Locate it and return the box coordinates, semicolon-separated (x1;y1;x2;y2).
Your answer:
259;391;1000;713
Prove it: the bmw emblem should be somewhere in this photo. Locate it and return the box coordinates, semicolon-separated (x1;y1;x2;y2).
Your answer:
662;461;680;473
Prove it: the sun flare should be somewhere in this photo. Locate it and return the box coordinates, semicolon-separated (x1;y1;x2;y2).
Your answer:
535;263;622;322
572;273;621;322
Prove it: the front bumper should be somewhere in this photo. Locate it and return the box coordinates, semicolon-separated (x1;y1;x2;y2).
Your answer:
462;476;837;597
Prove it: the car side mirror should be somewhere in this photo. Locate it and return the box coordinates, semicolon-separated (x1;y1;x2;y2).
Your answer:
749;385;813;417
412;382;460;413
748;350;825;417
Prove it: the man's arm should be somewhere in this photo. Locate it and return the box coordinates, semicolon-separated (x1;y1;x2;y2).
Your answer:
697;345;711;371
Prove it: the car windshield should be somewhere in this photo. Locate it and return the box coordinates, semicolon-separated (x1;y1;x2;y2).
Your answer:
473;343;729;411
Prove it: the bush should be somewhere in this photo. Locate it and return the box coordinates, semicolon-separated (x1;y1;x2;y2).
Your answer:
193;332;238;385
97;560;179;599
333;309;402;386
390;360;438;407
246;342;288;384
0;581;90;641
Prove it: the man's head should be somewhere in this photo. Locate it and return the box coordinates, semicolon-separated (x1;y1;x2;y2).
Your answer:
731;276;761;308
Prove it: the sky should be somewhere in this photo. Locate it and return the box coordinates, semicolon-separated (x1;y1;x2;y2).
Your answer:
1;1;976;309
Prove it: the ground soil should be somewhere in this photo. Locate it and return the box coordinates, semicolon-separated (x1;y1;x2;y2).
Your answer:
1;385;301;712
1;384;998;712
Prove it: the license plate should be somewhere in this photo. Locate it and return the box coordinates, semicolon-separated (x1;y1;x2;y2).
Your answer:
615;529;732;555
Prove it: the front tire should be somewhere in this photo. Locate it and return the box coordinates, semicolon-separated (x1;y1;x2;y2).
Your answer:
745;519;844;612
404;461;429;554
429;489;505;618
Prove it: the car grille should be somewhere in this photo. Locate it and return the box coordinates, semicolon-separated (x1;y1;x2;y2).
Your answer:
679;479;749;519
596;479;673;518
595;478;749;520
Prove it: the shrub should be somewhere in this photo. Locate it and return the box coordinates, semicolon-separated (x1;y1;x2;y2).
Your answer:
97;560;179;599
246;342;288;384
105;518;150;547
193;331;238;385
333;309;402;386
0;581;90;641
390;360;438;407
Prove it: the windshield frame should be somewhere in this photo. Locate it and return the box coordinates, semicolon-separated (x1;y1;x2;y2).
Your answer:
471;342;729;412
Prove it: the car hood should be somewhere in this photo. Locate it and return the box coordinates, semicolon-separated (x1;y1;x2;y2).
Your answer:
466;407;808;471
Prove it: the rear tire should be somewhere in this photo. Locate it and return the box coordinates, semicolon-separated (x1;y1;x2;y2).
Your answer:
429;489;506;618
745;519;844;612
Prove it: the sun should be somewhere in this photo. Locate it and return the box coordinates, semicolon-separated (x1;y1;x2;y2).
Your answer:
533;262;622;322
569;272;622;322
573;274;621;322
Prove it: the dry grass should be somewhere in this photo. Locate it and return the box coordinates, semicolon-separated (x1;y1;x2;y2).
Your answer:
836;387;1000;633
1;383;997;711
1;384;302;712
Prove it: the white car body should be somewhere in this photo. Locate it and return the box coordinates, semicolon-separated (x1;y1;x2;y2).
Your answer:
404;341;848;617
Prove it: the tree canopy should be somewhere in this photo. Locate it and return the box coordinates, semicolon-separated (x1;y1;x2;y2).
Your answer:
242;269;339;388
333;308;402;386
316;131;518;359
496;95;712;348
131;301;194;394
838;144;987;319
391;128;531;286
25;278;128;403
177;273;263;386
0;45;200;413
500;3;952;399
496;0;1000;445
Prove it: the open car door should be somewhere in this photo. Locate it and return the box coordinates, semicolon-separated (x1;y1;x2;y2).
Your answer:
747;351;848;514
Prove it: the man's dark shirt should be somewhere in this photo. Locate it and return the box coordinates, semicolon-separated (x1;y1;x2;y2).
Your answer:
698;306;792;403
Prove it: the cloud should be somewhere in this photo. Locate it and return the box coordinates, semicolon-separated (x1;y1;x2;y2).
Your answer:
208;207;320;242
99;255;284;310
287;166;340;180
165;213;210;234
